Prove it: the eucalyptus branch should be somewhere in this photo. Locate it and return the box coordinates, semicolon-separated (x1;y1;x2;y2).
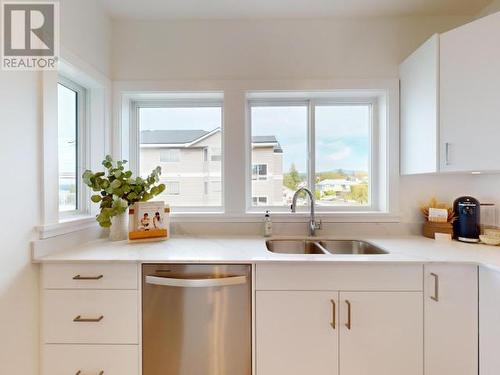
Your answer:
82;155;166;228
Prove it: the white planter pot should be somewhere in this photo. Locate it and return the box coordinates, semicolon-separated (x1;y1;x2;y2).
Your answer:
109;212;129;241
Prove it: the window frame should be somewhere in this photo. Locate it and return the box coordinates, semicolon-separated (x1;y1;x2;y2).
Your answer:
246;96;378;213
130;98;225;213
57;75;89;218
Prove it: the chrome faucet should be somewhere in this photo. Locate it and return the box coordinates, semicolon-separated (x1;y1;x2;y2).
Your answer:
291;187;322;236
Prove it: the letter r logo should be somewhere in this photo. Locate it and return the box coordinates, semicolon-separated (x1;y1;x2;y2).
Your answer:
3;3;55;56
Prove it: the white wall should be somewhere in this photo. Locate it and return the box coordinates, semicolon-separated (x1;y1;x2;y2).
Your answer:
112;14;480;228
0;2;111;375
111;15;470;80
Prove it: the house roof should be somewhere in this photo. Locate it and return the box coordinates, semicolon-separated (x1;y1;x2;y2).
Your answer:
140;128;283;153
141;129;210;144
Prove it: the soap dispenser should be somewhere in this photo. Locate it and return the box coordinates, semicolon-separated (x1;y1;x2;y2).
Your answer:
263;210;272;237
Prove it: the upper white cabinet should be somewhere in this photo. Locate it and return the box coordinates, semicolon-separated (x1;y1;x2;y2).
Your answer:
424;264;478;375
400;35;439;175
400;12;500;174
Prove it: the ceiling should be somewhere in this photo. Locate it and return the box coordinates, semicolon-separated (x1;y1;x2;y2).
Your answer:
100;0;491;20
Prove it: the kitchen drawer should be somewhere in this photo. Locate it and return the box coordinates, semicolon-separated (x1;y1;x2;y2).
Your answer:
256;263;423;291
42;263;138;290
42;290;138;344
42;344;139;375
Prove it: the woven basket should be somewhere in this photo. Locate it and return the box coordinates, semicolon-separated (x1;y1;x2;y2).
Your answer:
422;221;453;239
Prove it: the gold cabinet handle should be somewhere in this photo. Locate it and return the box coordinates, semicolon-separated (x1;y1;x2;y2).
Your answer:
330;299;336;330
73;274;103;280
345;300;352;330
430;273;439;302
75;371;104;375
73;315;104;323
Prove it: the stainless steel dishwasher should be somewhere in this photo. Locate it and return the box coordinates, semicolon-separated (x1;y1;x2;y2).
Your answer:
142;264;251;375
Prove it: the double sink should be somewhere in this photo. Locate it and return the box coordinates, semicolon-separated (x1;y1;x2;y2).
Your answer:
266;239;388;255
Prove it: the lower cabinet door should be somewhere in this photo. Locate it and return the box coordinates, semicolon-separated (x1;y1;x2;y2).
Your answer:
479;267;500;375
339;292;423;375
256;291;339;375
42;344;139;375
425;264;478;375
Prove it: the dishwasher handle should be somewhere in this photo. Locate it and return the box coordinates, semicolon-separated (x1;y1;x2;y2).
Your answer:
145;275;247;288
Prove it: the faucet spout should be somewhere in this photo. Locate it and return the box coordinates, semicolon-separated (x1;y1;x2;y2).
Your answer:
290;187;322;236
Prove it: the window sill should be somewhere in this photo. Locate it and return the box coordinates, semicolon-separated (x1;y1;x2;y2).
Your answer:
37;215;98;239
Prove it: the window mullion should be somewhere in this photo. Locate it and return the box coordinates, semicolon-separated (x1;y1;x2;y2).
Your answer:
308;100;316;195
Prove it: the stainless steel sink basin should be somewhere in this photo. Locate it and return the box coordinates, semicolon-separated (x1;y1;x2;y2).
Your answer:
265;240;326;254
319;240;388;255
266;239;387;255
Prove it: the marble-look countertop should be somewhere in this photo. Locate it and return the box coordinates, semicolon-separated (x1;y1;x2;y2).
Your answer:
32;235;500;271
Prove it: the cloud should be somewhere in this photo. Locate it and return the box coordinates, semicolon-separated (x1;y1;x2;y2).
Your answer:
327;145;352;161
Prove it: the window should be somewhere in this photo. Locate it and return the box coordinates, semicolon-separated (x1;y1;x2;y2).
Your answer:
250;104;307;207
164;181;180;195
160;149;180;162
211;147;222;162
57;78;86;213
315;105;371;207
211;181;222;193
252;196;268;206
137;101;223;209
249;98;374;210
252;164;268;180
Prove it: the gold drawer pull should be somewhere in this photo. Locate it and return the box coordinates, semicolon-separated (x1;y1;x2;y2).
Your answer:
330;299;336;330
73;274;104;280
75;371;104;375
73;315;104;323
430;273;439;302
345;300;352;330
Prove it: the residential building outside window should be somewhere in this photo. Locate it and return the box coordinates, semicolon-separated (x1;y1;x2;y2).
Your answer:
249;98;373;210
252;196;268;206
164;181;180;195
57;78;86;213
160;149;180;162
252;164;268;180
138;102;223;208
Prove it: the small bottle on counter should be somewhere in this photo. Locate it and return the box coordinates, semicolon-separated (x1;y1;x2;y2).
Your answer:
263;210;272;237
165;204;171;239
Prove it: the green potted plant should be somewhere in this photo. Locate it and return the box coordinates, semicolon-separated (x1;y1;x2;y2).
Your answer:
82;155;166;241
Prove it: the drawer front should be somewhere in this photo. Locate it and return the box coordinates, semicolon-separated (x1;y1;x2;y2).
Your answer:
43;290;138;344
256;263;423;291
42;344;138;375
42;263;138;290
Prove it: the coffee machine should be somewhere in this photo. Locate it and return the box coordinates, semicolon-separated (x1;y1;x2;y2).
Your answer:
453;196;480;243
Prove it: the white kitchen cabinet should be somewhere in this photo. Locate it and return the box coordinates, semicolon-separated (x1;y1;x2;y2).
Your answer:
256;291;339;375
400;34;439;175
440;12;500;172
400;12;500;174
339;292;423;375
424;264;478;375
479;267;500;375
43;344;139;375
256;264;424;375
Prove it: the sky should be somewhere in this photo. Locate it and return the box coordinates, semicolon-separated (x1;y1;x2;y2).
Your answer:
139;105;370;174
58;84;77;176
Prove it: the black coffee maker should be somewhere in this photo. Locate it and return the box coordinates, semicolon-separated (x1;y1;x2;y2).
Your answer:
453;196;480;243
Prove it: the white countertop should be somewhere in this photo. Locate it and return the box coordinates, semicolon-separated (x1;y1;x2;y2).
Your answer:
32;235;500;271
